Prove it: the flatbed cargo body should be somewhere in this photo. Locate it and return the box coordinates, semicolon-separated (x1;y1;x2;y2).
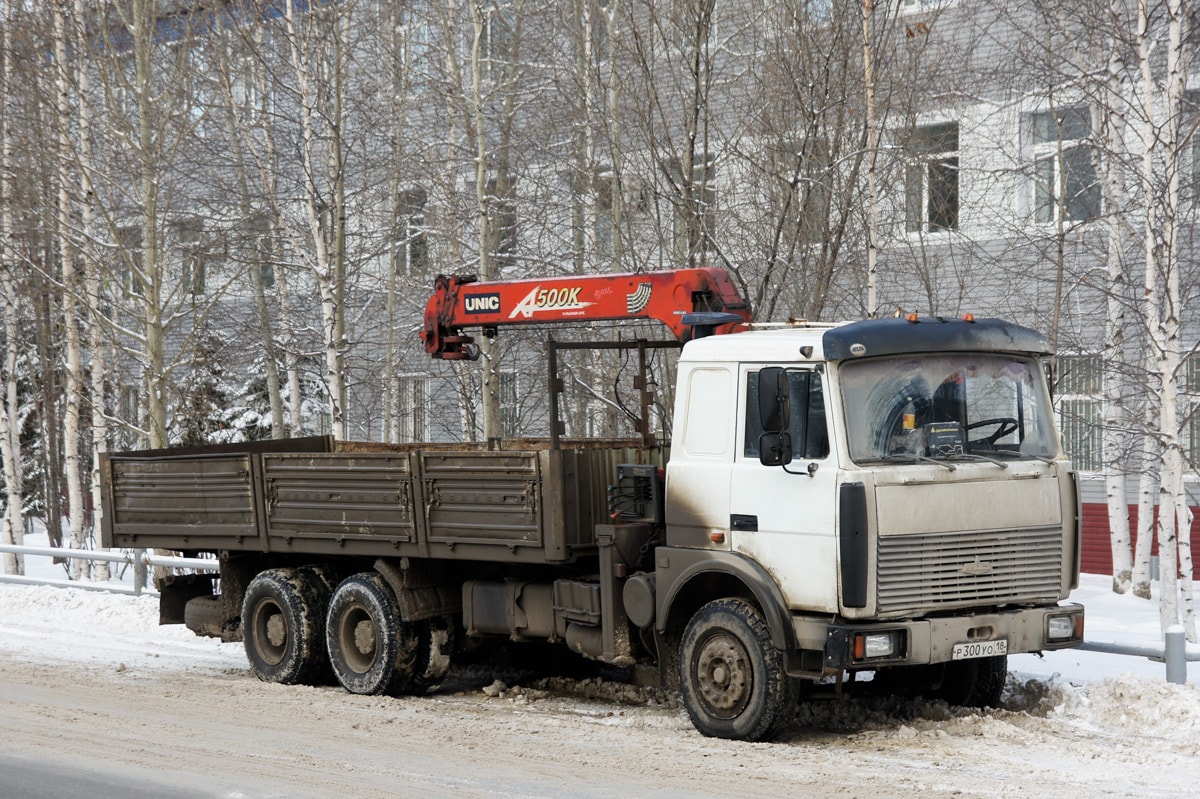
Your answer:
101;436;666;565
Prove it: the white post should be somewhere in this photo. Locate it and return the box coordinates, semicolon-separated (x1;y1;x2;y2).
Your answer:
1164;625;1187;685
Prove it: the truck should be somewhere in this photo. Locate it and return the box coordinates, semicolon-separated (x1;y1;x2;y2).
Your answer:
100;268;1084;741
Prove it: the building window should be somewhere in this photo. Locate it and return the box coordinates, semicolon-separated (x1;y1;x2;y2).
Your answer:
905;122;959;233
117;226;144;298
176;220;206;296
1182;91;1200;205
672;153;718;262
499;371;518;437
1056;354;1102;472
1185;355;1200;470
396;375;428;443
476;3;514;75
590;0;611;61
1031;105;1100;224
673;0;716;51
120;383;140;426
397;1;432;69
485;178;517;271
395;189;429;275
257;236;275;290
898;0;960;15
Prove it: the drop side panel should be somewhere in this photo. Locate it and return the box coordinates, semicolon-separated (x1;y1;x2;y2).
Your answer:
103;454;262;551
262;453;419;555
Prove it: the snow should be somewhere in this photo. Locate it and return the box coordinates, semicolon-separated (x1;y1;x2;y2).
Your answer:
2;535;1200;798
8;528;1197;687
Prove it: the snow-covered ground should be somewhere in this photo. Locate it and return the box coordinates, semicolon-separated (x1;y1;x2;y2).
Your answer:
2;537;1199;798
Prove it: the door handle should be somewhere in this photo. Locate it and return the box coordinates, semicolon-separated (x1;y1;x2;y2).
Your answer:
730;514;758;532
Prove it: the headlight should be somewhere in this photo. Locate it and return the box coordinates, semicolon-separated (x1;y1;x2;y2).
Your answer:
1048;613;1082;641
854;631;903;659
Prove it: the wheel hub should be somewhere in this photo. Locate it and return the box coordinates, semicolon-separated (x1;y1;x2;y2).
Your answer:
353;619;377;656
266;613;287;648
695;632;751;717
338;604;380;675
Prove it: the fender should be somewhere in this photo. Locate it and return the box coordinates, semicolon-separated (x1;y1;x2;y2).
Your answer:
654;547;796;651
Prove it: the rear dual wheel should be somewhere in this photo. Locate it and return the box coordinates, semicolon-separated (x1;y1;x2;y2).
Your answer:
325;573;454;696
243;567;455;696
242;567;331;685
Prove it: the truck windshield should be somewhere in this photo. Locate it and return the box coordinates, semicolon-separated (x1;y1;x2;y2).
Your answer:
839;353;1057;463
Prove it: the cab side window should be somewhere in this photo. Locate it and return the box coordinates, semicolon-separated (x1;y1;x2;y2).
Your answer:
744;370;829;459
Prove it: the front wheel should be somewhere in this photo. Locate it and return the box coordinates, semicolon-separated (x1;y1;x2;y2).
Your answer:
935;655;1007;708
679;598;793;741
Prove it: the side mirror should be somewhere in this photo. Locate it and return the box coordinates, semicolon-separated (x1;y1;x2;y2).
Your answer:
759;432;793;467
757;367;790;433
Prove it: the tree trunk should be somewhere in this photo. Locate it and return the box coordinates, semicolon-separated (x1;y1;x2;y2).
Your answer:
1132;431;1158;599
1095;72;1133;593
76;0;108;579
54;3;88;579
0;0;24;576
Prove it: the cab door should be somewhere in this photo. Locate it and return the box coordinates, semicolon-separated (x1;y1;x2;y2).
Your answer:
728;365;840;612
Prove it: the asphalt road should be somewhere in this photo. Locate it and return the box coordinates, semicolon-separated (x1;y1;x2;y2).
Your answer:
0;752;224;799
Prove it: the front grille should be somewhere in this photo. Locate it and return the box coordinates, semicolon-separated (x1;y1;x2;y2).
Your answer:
876;526;1063;614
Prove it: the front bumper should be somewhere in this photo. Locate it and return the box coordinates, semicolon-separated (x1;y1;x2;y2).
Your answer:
813;603;1084;670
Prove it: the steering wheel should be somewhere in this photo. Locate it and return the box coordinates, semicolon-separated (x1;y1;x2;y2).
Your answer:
966;417;1019;446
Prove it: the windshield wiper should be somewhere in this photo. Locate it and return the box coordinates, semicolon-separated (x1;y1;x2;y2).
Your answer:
880;453;956;471
950;453;1008;469
971;449;1058;465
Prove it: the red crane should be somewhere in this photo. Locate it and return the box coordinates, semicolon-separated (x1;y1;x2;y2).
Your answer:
420;268;752;359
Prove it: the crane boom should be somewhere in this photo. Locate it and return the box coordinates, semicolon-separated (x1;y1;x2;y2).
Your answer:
420;268;752;359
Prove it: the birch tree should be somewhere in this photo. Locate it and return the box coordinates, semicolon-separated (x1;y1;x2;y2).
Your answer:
0;0;24;575
76;0;109;579
1137;0;1195;639
51;1;89;576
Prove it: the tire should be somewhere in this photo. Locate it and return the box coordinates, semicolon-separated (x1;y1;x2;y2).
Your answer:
408;615;456;695
326;573;419;696
184;595;224;638
242;568;330;685
869;663;943;699
679;598;794;741
935;655;1008;708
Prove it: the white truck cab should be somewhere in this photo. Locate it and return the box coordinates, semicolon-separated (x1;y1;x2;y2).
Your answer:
657;315;1083;738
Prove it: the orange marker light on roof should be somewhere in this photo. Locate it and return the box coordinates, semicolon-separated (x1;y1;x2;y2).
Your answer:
962;313;976;322
905;312;920;323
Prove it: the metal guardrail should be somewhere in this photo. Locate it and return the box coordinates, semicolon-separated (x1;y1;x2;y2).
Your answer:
0;543;217;596
1079;629;1199;685
1;542;1196;683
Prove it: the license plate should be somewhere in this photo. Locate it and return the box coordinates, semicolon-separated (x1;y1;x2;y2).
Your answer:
951;639;1008;660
